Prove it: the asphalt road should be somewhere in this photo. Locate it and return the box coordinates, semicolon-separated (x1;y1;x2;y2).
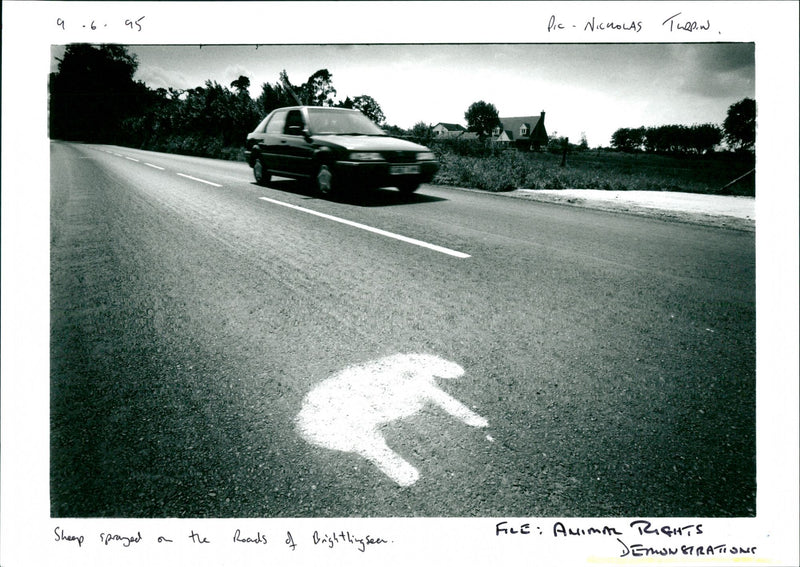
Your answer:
50;141;755;518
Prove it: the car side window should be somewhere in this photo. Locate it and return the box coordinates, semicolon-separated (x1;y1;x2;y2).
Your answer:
266;110;288;134
284;110;306;136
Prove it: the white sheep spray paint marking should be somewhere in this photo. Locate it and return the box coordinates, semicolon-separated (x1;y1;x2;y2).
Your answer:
295;353;488;487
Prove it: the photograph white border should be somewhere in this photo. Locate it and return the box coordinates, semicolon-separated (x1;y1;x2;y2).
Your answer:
2;2;798;566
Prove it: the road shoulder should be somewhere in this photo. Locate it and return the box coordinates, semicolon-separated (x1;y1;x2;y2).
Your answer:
440;186;755;232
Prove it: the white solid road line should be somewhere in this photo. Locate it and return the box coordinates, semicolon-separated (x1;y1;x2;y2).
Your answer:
258;196;471;259
176;173;223;188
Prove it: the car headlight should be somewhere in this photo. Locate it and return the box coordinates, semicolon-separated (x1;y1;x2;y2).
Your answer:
349;152;384;161
417;151;436;161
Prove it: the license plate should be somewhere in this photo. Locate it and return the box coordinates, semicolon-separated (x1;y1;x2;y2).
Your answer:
390;164;420;175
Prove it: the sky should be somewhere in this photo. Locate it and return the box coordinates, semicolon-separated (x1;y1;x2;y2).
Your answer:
53;43;754;148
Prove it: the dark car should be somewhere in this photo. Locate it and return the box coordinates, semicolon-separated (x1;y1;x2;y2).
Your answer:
245;106;439;196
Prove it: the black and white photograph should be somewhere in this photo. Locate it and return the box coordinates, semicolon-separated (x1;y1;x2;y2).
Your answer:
2;2;798;566
48;42;758;519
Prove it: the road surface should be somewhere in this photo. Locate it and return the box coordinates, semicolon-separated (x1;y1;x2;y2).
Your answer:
50;142;755;518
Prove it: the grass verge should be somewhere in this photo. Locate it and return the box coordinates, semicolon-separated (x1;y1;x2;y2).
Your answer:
432;147;755;196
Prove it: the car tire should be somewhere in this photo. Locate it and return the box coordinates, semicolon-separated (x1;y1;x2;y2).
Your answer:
397;181;420;194
253;157;270;186
315;163;336;197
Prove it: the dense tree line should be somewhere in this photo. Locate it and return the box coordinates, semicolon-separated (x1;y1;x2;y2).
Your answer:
610;124;723;154
609;98;755;154
49;44;390;158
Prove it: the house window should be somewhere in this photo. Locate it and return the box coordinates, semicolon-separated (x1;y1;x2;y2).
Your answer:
520;125;529;136
493;126;501;136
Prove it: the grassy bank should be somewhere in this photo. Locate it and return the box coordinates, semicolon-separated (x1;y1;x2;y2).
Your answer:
432;148;755;196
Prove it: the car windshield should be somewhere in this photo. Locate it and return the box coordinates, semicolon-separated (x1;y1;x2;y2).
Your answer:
307;108;386;136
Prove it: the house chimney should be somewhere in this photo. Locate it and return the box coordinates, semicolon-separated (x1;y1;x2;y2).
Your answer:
540;110;545;120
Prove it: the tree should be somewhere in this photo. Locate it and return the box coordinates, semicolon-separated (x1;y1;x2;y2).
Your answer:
382;124;407;137
279;70;304;105
547;130;564;153
230;75;251;95
610;127;645;152
49;44;150;142
257;80;296;114
464;101;500;140
301;69;337;107
689;123;723;154
723;97;755;150
410;121;433;142
351;95;385;125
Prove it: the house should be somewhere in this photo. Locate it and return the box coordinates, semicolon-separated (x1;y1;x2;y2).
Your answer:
433;122;467;138
492;111;548;150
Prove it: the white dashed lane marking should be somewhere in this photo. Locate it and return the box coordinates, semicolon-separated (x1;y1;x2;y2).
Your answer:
258;196;471;259
105;150;468;259
176;173;223;187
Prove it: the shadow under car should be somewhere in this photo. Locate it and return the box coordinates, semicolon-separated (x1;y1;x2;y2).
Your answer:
253;178;447;207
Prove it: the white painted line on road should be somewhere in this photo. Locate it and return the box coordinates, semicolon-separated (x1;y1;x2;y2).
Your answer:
144;163;165;170
125;156;140;162
258;196;471;259
177;173;222;187
296;353;488;486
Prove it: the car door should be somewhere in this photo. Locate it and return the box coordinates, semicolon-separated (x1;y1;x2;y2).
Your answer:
281;109;315;178
260;109;288;172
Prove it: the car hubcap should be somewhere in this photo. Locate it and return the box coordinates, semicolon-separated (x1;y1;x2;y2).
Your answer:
317;165;333;193
254;160;263;182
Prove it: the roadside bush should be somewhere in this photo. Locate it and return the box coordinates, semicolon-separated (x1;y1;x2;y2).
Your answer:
430;137;494;158
140;135;244;161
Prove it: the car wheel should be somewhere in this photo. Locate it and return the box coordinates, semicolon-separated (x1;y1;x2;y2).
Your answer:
254;157;270;186
316;163;335;196
397;181;420;194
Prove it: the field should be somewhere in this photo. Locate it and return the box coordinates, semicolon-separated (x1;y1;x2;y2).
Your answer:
430;146;756;196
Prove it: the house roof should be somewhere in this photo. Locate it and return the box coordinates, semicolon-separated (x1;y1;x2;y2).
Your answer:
434;122;467;131
498;116;540;133
494;115;547;142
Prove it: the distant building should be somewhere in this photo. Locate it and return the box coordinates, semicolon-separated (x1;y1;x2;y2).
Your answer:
492;112;548;151
433;122;467;138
